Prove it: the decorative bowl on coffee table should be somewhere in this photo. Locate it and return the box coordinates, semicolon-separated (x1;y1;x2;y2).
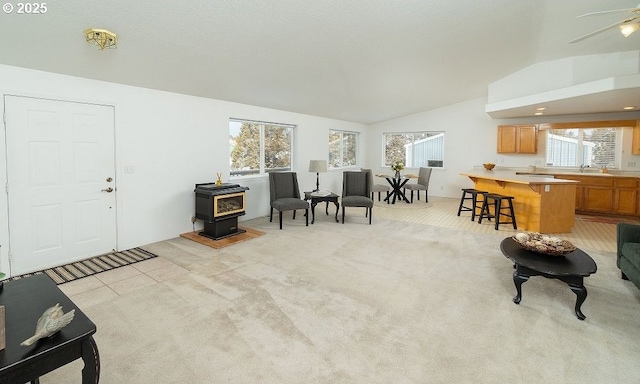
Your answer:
512;232;576;256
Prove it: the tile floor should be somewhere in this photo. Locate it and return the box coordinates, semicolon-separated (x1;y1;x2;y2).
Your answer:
58;257;188;308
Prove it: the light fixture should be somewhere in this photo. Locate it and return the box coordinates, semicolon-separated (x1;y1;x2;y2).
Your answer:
535;107;546;111
308;160;327;192
623;106;636;110
534;112;544;116
620;22;640;37
84;28;117;50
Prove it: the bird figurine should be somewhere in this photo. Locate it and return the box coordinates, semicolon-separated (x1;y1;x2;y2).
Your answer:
21;303;75;347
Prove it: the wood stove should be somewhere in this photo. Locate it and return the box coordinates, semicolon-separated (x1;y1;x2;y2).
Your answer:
194;183;249;240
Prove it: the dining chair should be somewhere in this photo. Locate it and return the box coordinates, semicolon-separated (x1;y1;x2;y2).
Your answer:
341;171;373;224
269;172;309;229
403;167;432;203
362;167;390;203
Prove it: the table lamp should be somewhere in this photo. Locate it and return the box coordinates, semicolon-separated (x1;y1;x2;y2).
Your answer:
308;160;327;192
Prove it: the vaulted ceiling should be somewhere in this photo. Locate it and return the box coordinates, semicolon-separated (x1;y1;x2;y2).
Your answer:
1;0;638;124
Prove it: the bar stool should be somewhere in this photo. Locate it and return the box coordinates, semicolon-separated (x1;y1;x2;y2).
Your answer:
478;193;517;230
457;188;487;221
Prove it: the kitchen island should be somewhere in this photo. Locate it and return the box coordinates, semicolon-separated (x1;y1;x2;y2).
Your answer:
460;170;579;233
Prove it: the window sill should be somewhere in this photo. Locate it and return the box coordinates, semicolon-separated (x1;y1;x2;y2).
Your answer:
230;174;268;182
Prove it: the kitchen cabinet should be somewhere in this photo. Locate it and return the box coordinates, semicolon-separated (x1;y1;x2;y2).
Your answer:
554;175;640;217
574;185;584;211
497;125;538;154
562;176;614;212
615;189;638;215
614;178;638;215
583;186;614;213
633;126;640;155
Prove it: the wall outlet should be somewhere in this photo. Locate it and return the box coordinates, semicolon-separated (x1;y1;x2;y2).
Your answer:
190;215;197;223
627;161;637;168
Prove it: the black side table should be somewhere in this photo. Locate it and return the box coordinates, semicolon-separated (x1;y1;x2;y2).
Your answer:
0;274;100;384
500;237;597;320
304;192;340;224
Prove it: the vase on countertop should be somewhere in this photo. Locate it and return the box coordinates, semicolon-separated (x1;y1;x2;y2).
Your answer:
395;170;400;179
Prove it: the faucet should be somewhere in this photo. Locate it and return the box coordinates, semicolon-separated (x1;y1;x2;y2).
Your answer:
579;164;589;173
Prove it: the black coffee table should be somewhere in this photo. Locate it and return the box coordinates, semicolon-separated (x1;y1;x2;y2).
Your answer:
0;274;100;383
500;237;597;320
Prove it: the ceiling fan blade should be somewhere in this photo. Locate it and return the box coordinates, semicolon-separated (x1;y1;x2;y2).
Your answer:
577;7;639;18
569;17;638;43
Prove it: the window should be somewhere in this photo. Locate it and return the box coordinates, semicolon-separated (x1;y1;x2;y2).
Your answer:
229;119;294;177
329;130;358;168
383;132;444;168
546;128;619;168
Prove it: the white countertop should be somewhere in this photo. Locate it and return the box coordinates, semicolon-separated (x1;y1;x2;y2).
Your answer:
517;171;640;179
461;170;580;185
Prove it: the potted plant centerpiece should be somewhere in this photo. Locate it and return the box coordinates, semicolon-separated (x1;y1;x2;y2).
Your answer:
391;161;404;179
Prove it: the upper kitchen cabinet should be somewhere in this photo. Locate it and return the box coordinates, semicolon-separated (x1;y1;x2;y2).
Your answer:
497;125;538;154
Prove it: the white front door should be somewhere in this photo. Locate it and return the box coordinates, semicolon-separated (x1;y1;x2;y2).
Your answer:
5;96;116;275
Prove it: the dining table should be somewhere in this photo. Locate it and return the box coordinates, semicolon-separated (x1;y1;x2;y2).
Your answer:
375;174;418;204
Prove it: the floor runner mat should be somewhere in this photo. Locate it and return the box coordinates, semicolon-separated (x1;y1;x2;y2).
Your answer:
7;248;158;285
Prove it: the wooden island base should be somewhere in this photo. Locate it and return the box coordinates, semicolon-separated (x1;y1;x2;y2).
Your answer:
461;170;579;233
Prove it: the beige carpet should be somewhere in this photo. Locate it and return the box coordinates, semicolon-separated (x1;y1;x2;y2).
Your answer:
42;210;640;383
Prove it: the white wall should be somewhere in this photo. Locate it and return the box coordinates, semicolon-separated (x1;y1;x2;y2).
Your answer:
488;51;640;102
366;97;497;198
0;64;366;274
367;96;640;199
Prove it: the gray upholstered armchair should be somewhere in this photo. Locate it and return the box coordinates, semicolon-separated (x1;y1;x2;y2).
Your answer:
269;172;309;229
341;170;373;224
617;222;640;290
404;167;432;203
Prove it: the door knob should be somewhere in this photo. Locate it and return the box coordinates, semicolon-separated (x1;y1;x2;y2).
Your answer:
101;187;114;193
106;177;113;182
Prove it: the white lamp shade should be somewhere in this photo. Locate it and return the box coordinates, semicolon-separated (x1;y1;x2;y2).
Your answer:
309;160;327;173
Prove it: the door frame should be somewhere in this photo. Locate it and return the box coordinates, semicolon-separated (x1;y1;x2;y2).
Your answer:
1;92;120;277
